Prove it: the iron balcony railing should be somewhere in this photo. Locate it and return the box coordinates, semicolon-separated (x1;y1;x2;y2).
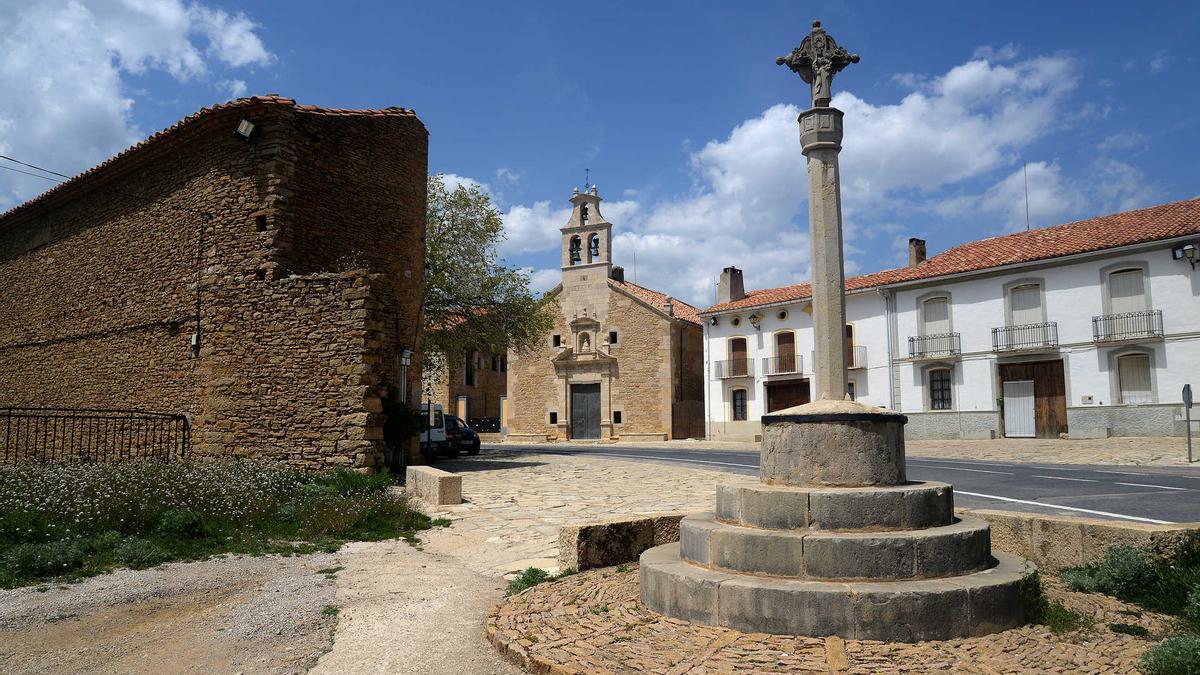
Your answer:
0;407;191;463
810;346;867;369
1093;310;1164;342
908;332;961;359
713;358;753;378
992;322;1059;352
761;353;803;376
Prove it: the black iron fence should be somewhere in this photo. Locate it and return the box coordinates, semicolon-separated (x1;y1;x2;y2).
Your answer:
1092;310;1163;342
0;408;190;463
761;353;803;376
992;322;1059;351
908;332;961;359
713;358;753;378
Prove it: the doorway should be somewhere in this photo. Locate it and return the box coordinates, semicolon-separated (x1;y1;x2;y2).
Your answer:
998;360;1067;438
765;380;810;413
570;383;601;439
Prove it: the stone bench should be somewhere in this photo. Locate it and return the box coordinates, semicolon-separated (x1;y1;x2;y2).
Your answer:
558;513;687;572
405;465;462;506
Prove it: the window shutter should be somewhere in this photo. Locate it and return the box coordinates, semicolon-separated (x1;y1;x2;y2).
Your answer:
922;298;950;334
1109;270;1146;315
1117;354;1152;404
1010;284;1041;325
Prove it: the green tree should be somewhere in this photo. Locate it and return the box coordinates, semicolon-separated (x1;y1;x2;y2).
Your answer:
420;174;556;393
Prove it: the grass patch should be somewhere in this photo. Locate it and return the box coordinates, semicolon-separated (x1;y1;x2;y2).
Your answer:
1142;634;1200;675
615;564;630;573
0;460;433;588
1110;622;1151;638
1061;542;1200;630
431;517;452;528
322;604;339;617
505;567;576;596
1020;570;1096;634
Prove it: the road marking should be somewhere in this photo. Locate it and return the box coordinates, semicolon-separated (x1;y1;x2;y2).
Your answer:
919;465;1014;475
1094;470;1153;477
954;490;1173;524
1032;475;1097;482
908;458;1017;468
1114;482;1190;491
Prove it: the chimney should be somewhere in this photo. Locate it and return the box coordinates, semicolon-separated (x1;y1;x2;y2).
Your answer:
610;265;625;283
717;267;745;304
908;238;927;268
665;296;675;317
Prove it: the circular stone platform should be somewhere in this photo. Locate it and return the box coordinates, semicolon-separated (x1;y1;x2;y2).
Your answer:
487;564;1152;673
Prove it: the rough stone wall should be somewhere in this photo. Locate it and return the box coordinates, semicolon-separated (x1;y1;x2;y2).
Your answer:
507;311;569;438
423;352;507;419
606;290;672;438
0;99;427;470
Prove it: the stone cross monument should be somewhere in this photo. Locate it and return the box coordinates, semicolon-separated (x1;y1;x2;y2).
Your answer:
778;20;858;400
639;20;1029;641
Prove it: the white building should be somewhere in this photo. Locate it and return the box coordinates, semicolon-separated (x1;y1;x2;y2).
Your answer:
701;198;1200;441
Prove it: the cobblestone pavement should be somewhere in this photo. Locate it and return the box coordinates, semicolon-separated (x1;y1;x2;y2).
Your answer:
424;453;755;575
507;435;1199;466
488;564;1161;674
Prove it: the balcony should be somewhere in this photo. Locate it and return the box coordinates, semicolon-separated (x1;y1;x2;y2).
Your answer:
1092;310;1163;343
908;332;961;360
761;353;803;377
713;358;753;379
992;322;1059;352
810;346;867;369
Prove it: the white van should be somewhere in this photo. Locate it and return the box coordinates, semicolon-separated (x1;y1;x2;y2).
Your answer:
419;403;448;458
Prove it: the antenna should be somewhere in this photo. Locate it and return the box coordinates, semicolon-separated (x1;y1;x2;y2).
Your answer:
1023;162;1031;231
584;168;590;191
633;248;638;283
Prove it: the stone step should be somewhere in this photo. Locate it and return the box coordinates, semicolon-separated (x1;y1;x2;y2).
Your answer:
640;542;1029;641
679;512;991;580
715;481;953;531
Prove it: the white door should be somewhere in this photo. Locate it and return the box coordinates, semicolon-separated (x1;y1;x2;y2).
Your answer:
1003;380;1036;438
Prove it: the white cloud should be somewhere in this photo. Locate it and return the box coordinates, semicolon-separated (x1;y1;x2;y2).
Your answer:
500;200;571;257
525;268;560;295
1150;50;1170;74
494;167;522;183
1097;130;1150;153
0;1;272;206
440;172;491;195
220;78;247;99
972;44;1019;62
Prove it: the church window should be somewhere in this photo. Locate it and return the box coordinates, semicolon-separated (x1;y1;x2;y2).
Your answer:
549;412;558;425
569;236;582;265
465;352;477;386
589;234;600;261
609;330;618;346
552;334;561;348
613;410;622;424
580;203;589;223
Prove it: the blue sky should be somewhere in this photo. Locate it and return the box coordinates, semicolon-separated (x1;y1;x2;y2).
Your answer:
2;1;1198;308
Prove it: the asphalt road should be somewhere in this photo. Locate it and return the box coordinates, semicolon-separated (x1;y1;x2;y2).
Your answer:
492;444;1200;524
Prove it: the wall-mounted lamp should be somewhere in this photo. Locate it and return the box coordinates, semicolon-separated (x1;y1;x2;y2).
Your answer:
1172;242;1199;269
749;313;763;330
235;119;257;142
709;316;718;326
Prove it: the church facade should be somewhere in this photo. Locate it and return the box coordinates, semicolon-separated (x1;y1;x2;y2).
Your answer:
506;187;704;441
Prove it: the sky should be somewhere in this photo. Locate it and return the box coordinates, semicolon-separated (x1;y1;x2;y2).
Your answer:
2;1;1198;308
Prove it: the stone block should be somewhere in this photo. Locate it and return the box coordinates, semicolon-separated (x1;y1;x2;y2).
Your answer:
734;485;809;530
851;582;970;642
405;465;462;506
803;533;915;580
640;544;728;625
1032;517;1085;571
809;489;903;530
558;513;685;572
719;575;855;636
911;518;991;578
708;521;805;577
760;400;907;487
903;483;954;529
965;509;1034;562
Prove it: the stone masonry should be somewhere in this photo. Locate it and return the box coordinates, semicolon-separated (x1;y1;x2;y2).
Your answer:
0;96;427;471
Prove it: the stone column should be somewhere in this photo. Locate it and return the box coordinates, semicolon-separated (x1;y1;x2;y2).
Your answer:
800;107;847;401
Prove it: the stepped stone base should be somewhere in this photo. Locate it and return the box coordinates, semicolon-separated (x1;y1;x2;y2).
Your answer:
641;543;1029;641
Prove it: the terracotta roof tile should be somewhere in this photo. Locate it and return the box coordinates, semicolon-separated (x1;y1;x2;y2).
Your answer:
703;197;1200;314
1;95;421;222
610;279;702;325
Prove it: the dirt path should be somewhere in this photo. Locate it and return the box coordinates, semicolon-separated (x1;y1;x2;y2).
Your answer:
0;553;338;674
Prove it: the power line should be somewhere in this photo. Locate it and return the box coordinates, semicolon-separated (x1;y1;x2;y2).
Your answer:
0;154;72;179
0;164;62;183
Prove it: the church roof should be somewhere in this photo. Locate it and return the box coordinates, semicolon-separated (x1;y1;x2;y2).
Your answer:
702;197;1200;314
610;279;702;325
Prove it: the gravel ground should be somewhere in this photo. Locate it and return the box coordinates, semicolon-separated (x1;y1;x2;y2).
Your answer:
0;552;338;674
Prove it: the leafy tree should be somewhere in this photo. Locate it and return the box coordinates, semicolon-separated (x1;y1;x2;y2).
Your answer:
420;174;556;393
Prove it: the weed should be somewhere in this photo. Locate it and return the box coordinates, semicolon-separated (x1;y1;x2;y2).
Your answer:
1061;540;1200;619
521;631;539;643
615;564;630;573
507;567;551;595
1020;570;1095;634
318;566;344;578
590;604;610;615
1109;622;1151;638
322;604;339;617
431;518;452;527
1141;634;1200;675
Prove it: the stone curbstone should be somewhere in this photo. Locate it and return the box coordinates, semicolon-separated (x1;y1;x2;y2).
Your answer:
404;465;462;506
558;512;687;572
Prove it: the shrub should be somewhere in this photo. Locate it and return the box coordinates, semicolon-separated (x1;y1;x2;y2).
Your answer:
112;538;170;569
1061;546;1155;597
1184;586;1200;632
1020;570;1095;634
155;510;206;539
1142;635;1200;675
507;567;551;595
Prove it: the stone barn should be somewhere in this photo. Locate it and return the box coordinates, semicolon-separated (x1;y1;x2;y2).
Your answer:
0;95;427;471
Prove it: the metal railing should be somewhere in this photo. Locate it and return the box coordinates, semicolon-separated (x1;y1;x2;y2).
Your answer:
848;345;867;369
908;332;961;359
0;408;190;463
761;353;803;376
992;322;1059;351
1092;310;1164;342
713;358;753;378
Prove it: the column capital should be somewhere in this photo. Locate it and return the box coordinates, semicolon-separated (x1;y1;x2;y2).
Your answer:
798;107;844;155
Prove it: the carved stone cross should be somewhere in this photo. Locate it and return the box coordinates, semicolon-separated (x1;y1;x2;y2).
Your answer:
776;20;860;108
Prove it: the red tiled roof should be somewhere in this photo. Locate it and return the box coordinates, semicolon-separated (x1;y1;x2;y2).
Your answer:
0;95;421;223
703;197;1200;314
611;279;702;325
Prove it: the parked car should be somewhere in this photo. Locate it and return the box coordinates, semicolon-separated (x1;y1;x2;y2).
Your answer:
419;403;457;460
446;415;481;455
